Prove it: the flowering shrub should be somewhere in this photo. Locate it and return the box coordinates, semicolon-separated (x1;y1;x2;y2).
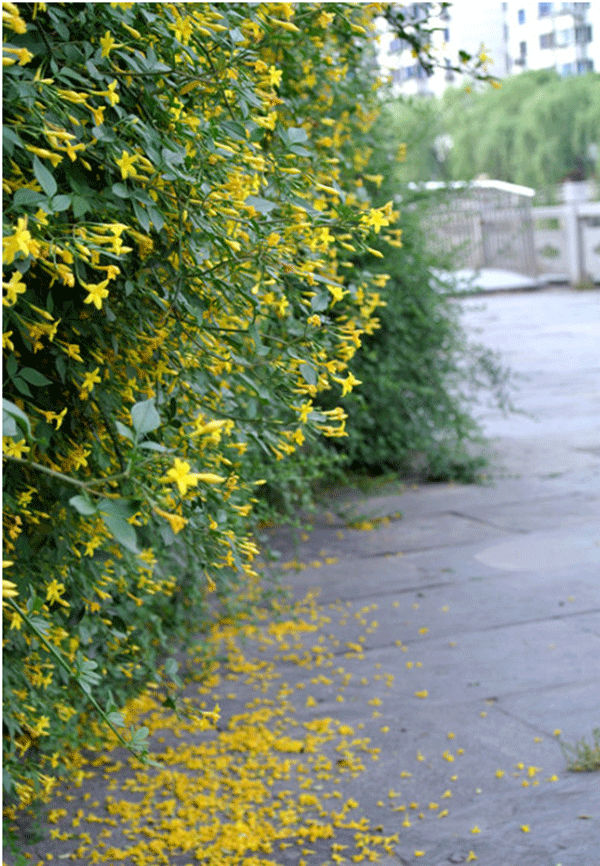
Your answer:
1;0;407;808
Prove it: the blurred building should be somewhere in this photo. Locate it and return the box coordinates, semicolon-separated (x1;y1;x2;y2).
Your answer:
506;2;600;76
380;2;509;96
382;1;599;96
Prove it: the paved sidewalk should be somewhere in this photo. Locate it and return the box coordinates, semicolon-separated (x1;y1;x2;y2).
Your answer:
6;289;600;866
264;288;600;865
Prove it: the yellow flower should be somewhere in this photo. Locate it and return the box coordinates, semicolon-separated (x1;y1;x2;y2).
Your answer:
90;104;106;126
3;438;30;459
105;79;120;105
333;371;361;397
24;144;63;167
520;824;530;833
3;4;27;33
2;330;14;350
162;458;224;496
2;270;26;306
2;577;19;607
100;30;119;58
3;217;36;265
154;507;188;534
81;367;102;392
363;207;391;234
81;278;109;310
35;406;68;430
57;88;89;104
3;45;34;65
115;150;137;179
327;282;347;303
61;342;83;362
45;579;69;608
268;65;283;86
414;690;428;699
470;825;481;834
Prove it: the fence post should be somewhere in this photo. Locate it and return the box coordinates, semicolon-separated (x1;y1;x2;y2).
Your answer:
563;203;583;285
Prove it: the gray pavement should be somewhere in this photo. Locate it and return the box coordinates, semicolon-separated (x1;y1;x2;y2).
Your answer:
6;288;600;866
260;287;600;865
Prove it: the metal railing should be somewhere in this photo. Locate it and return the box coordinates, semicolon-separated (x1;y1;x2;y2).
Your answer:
411;180;538;276
411;180;600;285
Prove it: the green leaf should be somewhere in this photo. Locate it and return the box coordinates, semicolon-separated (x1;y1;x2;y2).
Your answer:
132;199;150;233
5;355;18;378
13;188;44;208
69;494;97;516
244;195;277;214
115;421;134;442
97;498;138;520
310;290;330;312
163;657;182;686
286;127;308;145
18;367;52;386
3;126;22;157
32;155;57;198
299;363;317;386
71;195;91;218
146;204;165;232
50;194;72;212
138;441;167;452
131;398;160;436
112;183;130;199
92;124;116;142
289;144;311;157
3;415;18;438
129;726;150;749
100;513;140;554
13;377;33;398
106;711;125;728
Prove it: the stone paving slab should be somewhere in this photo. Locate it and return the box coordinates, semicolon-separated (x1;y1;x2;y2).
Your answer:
473;522;600;572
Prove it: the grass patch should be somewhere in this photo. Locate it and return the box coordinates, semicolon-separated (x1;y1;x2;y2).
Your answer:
560;728;600;772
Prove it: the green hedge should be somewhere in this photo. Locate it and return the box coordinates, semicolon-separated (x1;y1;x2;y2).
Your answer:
2;0;401;807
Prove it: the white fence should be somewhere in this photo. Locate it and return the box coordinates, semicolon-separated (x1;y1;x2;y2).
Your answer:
413;180;538;276
414;180;600;285
533;201;600;285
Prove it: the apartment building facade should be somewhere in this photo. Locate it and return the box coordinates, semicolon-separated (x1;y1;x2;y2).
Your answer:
506;1;600;77
382;1;599;96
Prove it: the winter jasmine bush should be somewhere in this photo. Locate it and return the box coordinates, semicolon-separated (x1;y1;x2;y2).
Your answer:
2;0;494;811
1;0;407;808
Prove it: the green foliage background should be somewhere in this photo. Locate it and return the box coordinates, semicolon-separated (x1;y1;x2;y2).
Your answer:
384;69;600;190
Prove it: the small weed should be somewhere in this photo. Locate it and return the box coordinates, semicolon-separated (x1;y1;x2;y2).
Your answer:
560;728;600;771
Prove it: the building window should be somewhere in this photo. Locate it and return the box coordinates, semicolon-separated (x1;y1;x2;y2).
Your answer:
577;58;594;73
540;31;556;48
538;2;553;16
515;40;528;65
518;8;525;24
574;24;592;43
561;62;573;75
558;28;572;46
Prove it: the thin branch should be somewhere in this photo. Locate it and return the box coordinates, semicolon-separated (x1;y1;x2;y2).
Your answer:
3;454;129;491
